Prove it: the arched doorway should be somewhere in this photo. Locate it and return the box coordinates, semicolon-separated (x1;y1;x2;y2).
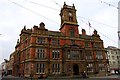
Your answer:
73;64;79;75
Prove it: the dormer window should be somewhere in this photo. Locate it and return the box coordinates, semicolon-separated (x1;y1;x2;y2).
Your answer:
37;37;45;44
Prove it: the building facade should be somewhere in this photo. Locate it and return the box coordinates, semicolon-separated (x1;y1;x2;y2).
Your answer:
1;59;9;76
7;52;15;75
106;46;120;74
12;3;108;78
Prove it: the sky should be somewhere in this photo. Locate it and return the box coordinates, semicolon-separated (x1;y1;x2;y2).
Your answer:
0;0;119;64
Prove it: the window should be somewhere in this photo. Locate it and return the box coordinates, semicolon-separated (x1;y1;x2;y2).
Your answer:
69;17;73;21
116;51;118;54
94;42;100;47
87;63;93;72
113;61;115;64
111;50;113;54
71;40;75;45
87;68;93;72
112;56;114;59
85;42;89;47
22;52;25;61
70;28;74;37
37;48;45;59
96;51;103;59
108;55;110;59
52;64;60;74
87;63;93;67
86;52;92;59
52;39;59;45
70;51;79;59
37;37;45;44
24;40;28;47
52;50;60;59
109;61;111;64
118;61;120;64
98;63;105;72
80;51;84;60
117;56;119;59
26;49;30;59
25;63;29;74
68;53;70;59
36;63;45;73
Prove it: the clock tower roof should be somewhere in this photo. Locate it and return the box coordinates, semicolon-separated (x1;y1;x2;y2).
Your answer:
59;3;79;37
62;2;75;10
60;2;78;30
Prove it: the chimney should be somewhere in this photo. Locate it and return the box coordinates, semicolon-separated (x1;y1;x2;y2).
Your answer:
39;22;45;29
33;25;38;30
92;29;100;37
82;29;86;35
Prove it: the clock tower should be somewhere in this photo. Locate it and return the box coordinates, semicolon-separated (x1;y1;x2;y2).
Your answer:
60;2;79;37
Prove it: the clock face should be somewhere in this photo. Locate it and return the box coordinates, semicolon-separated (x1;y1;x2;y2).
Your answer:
69;12;72;16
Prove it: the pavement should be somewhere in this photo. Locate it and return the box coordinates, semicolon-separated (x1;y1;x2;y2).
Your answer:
1;75;22;80
0;74;120;80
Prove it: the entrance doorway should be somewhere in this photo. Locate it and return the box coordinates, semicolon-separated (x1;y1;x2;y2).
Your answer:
73;64;79;75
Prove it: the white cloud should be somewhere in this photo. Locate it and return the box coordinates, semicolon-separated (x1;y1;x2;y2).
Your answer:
91;7;118;47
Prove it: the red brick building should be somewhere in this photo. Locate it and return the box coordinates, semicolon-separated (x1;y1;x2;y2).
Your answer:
12;3;108;78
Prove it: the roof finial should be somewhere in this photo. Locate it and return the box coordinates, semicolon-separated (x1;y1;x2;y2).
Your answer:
23;25;26;30
17;39;19;44
64;2;66;5
72;3;75;8
39;22;45;29
64;2;67;7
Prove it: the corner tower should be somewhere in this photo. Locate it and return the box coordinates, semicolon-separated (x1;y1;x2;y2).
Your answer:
60;2;79;37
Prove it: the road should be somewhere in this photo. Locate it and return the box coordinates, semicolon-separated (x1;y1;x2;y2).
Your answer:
89;74;120;80
0;74;119;80
0;75;2;80
90;74;119;78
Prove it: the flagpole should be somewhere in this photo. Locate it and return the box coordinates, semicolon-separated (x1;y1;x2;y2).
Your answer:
88;22;91;35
